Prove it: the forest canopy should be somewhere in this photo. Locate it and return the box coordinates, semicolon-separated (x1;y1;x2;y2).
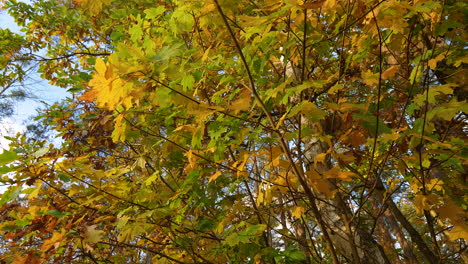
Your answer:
0;0;466;263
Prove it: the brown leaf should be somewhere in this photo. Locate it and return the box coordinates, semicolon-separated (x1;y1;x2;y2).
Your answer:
382;65;399;80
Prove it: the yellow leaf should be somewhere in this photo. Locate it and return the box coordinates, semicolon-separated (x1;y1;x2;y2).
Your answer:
328;84;343;94
12;255;43;264
94;57;107;75
74;0;112;15
208;171;222;183
256;189;264;207
174;125;196;132
428;53;445;70
314;153;327;165
300;0;325;9
397;159;407;175
89;58;135;110
362;70;379;86
270;156;280;167
277;159;290;169
413;193;440;214
275;110;289;130
446;225;468;241
380;132;400;143
237;153;249;177
264;183;273;204
387;178;401;191
41;229;65;252
28;180;42;199
84;225;104;244
289;101;325;121
254;254;263;264
454;54;468;67
216;217;229;234
426;178;443;192
201;3;216;13
201;46;212;62
185;150;199;170
112;114;127;142
302;102;325;121
230;88;251;113
292;206;305;218
135;157;146;169
322;0;337;12
323;168;356;181
271;146;283;160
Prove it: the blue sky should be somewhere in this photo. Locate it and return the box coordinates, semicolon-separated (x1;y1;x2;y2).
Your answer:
0;3;69;149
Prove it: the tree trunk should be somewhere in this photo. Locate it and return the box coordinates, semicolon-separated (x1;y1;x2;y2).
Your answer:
302;136;390;264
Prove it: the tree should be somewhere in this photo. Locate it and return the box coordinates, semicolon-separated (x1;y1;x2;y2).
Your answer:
0;26;34;119
0;0;466;263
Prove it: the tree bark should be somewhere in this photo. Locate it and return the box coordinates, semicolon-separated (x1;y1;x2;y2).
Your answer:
370;178;440;264
303;136;390;264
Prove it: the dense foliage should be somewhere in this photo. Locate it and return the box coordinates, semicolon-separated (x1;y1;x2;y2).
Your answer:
0;0;466;263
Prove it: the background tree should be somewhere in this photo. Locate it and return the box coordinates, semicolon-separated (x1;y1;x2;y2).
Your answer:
0;27;35;119
0;0;466;263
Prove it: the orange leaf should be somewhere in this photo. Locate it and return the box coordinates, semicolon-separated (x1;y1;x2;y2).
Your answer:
79;89;98;103
314;153;327;164
208;171;222;183
41;230;65;252
323;168;357;181
13;254;42;264
382;65;399;80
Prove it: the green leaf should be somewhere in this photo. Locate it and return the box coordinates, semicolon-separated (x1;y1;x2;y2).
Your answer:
283;246;307;261
0;150;17;166
0;165;14;175
288;101;326;121
46;210;68;218
242;224;267;236
32;146;50;158
181;75;195;92
0;185;21;206
144;6;165;19
58;173;71;183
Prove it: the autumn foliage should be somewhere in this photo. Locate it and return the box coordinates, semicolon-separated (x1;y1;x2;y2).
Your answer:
0;0;466;263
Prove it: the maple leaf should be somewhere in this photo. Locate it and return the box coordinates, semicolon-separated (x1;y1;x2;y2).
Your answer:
74;0;113;15
229;88;251;113
413;193;440;214
83;225;104;244
292;206;305;218
79;89;98;103
381;65;399;80
446;225;468;241
41;230;65;252
2;0;466;262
